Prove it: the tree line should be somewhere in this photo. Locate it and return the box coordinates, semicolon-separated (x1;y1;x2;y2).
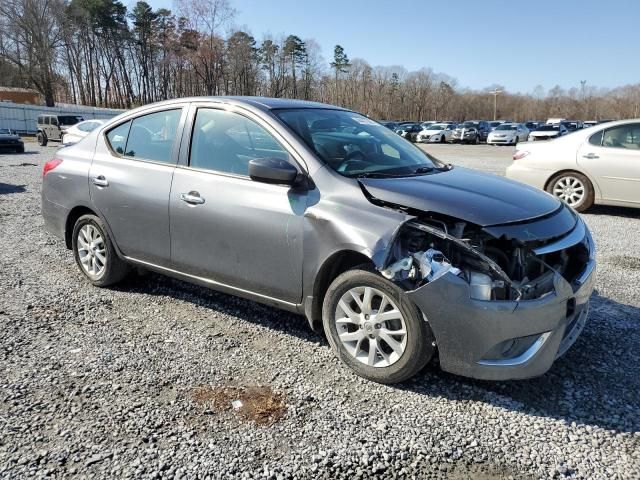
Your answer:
1;0;639;121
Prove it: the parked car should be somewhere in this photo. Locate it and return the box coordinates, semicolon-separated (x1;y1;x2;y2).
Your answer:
379;121;399;131
420;121;438;129
62;120;105;146
528;124;568;141
546;118;566;125
564;120;583;132
508;119;640;211
42;97;595;384
486;123;529;145
524;121;541;131
415;123;456;143
0;128;24;153
488;121;503;131
37;114;84;146
395;123;423;141
450;121;490;144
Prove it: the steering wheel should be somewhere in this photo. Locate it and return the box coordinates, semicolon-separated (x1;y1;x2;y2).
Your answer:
338;150;367;173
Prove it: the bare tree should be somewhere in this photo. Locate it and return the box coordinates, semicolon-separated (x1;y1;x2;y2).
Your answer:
0;0;65;106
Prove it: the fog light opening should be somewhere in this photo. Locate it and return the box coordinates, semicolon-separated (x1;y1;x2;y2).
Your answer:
566;298;576;318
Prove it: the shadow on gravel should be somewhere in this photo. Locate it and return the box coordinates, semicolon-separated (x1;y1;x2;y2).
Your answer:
585;204;640;219
113;272;324;345
0;182;27;194
114;273;639;435
403;292;640;435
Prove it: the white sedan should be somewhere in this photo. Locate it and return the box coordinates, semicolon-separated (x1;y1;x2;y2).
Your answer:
61;120;104;146
486;123;529;145
415;123;456;143
506;119;640;211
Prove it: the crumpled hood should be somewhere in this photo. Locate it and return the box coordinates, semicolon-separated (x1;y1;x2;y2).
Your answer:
359;166;562;227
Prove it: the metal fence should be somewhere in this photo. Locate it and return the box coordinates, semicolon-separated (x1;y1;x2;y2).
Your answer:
0;102;125;134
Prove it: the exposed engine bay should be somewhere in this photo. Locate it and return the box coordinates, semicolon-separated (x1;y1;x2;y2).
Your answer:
380;217;590;302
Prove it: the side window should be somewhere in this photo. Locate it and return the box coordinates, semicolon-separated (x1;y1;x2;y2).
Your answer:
602;124;640;150
51;117;58;126
588;130;603;146
106;121;131;155
124;109;181;163
189;108;289;176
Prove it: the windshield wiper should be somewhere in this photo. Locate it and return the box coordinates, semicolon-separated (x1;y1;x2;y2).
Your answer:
412;166;434;174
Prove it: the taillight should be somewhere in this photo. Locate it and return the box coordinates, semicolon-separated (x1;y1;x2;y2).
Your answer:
43;158;63;176
512;150;530;161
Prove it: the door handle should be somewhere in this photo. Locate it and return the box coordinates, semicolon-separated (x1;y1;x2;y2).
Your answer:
582;153;599;159
180;191;205;205
92;175;109;187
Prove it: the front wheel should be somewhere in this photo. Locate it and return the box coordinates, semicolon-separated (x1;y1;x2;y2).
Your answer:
322;268;435;384
546;172;594;212
72;214;129;286
37;132;48;146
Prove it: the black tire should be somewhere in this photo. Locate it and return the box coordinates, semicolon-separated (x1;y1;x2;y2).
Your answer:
322;267;435;384
474;135;479;145
16;146;24;153
440;135;446;143
546;171;595;212
37;132;48;146
72;214;129;287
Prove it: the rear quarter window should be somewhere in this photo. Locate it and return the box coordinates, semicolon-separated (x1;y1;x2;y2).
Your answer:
588;130;603;146
106;121;131;155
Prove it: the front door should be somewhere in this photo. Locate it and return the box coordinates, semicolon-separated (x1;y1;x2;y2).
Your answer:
89;107;185;264
577;123;640;205
169;106;307;304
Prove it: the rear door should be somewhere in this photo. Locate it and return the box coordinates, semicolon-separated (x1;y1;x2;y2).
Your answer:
89;105;188;265
577;123;640;205
169;103;307;303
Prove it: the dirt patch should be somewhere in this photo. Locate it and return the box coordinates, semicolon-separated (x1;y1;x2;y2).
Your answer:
191;385;286;426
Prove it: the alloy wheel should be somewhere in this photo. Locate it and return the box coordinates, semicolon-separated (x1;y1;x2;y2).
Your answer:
552;176;586;207
77;224;107;277
334;286;407;368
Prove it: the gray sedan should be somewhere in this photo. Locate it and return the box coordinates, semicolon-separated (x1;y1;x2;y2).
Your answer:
42;97;595;384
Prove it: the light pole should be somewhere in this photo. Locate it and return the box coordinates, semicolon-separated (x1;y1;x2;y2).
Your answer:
489;89;502;121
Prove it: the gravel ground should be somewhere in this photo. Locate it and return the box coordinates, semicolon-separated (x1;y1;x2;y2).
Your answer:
1;143;639;479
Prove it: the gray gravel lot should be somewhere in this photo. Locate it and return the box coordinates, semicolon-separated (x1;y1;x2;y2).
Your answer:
1;143;639;479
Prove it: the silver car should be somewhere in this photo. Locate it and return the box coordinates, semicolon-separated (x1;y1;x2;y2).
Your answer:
42;97;596;384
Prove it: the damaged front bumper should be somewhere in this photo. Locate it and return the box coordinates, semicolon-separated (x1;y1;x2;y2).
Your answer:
408;257;595;380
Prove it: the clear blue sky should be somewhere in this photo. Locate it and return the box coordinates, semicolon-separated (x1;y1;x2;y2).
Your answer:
145;0;639;94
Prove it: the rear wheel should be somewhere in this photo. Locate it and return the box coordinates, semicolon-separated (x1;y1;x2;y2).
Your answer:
546;171;594;212
322;267;435;384
72;214;129;286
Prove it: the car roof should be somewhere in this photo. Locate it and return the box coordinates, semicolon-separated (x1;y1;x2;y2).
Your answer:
136;96;347;112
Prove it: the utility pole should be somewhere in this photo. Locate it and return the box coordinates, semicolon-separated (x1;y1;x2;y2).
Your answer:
489;89;502;121
580;80;587;118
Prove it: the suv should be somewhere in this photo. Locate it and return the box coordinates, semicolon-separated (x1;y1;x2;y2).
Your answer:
41;97;595;384
37;114;84;146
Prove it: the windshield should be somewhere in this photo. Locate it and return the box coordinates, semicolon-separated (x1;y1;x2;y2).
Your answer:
495;124;517;131
274;109;444;177
537;125;560;131
460;122;478;128
489;122;502;127
58;116;84;126
427;124;446;130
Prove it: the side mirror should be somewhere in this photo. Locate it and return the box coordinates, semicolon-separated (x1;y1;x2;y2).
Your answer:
249;157;299;186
